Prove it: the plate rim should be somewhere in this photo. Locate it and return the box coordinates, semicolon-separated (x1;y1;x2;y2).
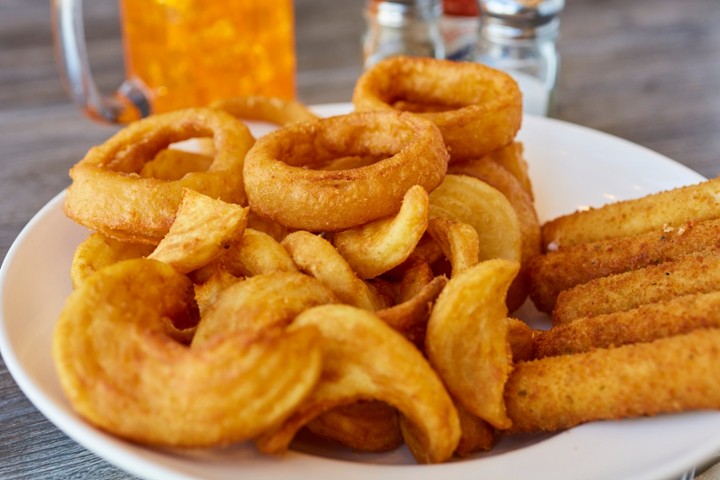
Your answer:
1;106;717;480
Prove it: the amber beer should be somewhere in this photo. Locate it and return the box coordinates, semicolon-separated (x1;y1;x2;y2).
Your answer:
119;0;296;114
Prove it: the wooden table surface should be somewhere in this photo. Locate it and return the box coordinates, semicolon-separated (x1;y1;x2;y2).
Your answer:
1;0;719;478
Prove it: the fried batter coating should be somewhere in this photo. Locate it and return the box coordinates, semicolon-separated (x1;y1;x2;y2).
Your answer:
454;405;498;457
541;177;720;249
353;56;522;162
505;329;720;433
507;317;537;362
552;253;720;324
305;401;402;452
529;219;720;313
484;141;534;200
536;291;720;357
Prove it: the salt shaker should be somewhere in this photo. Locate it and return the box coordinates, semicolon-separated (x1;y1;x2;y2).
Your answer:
475;0;564;116
441;0;481;61
363;0;446;69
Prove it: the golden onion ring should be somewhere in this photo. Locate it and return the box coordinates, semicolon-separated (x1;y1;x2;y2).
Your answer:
210;95;318;125
64;108;255;244
243;110;448;232
352;56;522;161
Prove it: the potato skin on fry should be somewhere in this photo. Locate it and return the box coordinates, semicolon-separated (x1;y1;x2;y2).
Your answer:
507;317;537;362
53;259;323;447
429;174;522;266
305;401;403;452
376;275;447;347
454;405;498;457
257;304;460;464
332;184;429;279
147;190;249;274
426;259;519;429
191;272;339;344
506;329;720;433
282;231;387;310
425;216;479;278
216;228;298;277
450;156;540;311
449;154;540;267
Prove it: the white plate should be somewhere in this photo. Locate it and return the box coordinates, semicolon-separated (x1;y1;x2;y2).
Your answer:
2;104;719;480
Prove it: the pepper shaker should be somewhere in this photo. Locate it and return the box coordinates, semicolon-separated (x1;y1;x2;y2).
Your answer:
362;0;446;69
475;0;564;116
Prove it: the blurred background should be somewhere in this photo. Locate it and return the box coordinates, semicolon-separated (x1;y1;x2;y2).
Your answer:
2;0;720;147
2;0;719;174
1;0;720;478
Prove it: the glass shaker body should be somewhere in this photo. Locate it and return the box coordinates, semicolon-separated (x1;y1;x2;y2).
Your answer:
476;35;559;116
475;0;564;117
363;0;445;69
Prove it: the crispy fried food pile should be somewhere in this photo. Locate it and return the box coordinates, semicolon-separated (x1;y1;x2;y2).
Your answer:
54;58;720;465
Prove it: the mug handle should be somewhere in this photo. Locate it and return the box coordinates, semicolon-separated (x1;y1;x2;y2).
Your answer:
51;0;151;123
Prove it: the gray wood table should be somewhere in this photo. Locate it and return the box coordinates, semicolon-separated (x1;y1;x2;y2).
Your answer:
1;0;719;478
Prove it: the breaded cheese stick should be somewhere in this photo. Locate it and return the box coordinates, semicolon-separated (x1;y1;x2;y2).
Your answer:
536;291;720;357
529;218;720;313
505;328;720;433
552;253;720;324
542;177;720;250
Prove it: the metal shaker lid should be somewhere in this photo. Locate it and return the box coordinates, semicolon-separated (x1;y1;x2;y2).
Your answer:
366;0;443;27
479;0;564;39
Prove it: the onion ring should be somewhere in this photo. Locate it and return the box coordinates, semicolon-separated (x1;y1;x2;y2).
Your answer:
352;56;522;161
64;108;255;244
210;95;318;125
243;110;448;232
70;233;154;289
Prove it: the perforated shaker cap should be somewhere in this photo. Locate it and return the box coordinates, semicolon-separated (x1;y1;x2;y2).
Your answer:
479;0;564;39
366;0;443;27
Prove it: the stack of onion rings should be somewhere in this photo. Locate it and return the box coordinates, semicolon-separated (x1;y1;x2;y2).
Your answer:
243;110;449;232
352;56;522;161
64;108;255;244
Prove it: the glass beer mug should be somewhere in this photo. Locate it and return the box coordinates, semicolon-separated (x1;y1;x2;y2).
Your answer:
51;0;296;123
